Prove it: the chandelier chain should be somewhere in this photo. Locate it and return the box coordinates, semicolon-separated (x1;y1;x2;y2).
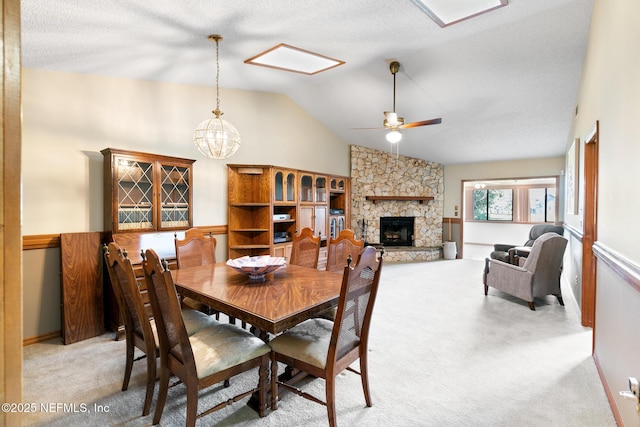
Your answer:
215;36;220;115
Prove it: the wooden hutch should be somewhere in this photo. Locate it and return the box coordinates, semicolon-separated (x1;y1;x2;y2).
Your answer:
227;164;350;270
101;148;196;334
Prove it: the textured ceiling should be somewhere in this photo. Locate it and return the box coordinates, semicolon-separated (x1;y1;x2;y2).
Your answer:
21;0;593;164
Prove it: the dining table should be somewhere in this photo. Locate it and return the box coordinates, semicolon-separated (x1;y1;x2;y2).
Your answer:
172;261;344;414
172;262;344;342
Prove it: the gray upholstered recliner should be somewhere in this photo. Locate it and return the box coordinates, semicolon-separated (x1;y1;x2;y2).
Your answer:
483;232;568;310
490;224;564;264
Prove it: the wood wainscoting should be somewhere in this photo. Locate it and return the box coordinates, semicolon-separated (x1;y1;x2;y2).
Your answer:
21;225;228;346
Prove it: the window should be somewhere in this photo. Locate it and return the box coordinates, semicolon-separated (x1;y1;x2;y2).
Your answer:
473;189;513;221
472;190;487;220
529;187;556;223
466;178;557;224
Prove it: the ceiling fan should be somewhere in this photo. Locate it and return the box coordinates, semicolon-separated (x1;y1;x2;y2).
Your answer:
359;61;442;144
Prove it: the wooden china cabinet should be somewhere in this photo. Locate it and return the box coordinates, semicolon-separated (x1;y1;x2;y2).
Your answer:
328;177;349;239
298;173;328;239
227;164;350;269
101;148;195;334
272;168;298;260
298;173;328;268
101;148;195;233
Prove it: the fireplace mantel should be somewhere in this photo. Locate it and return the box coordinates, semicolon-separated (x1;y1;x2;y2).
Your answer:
366;196;434;204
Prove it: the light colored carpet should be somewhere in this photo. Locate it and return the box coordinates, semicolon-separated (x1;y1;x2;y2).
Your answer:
23;259;616;426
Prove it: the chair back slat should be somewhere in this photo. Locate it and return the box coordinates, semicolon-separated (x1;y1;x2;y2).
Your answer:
142;249;193;367
330;246;383;362
103;242;153;340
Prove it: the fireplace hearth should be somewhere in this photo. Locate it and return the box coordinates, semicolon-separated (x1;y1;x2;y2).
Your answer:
380;217;414;246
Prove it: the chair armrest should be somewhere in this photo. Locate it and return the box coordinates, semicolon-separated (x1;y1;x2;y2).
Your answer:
485;258;534;288
494;243;516;252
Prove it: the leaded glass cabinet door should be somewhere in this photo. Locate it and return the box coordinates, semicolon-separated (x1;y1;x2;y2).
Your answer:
115;158;154;231
159;163;191;229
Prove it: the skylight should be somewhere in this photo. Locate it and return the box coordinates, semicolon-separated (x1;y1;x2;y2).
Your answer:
411;0;508;27
244;44;345;75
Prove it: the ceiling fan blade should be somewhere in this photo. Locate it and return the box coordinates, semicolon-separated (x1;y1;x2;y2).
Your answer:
354;62;443;136
400;118;442;129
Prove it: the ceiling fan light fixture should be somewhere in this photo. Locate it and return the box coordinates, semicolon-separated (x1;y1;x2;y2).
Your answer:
385;112;400;127
386;130;403;144
194;34;241;160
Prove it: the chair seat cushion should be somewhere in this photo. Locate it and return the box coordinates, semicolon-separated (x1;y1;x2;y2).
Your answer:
143;309;217;349
188;324;270;379
182;309;219;335
268;318;334;369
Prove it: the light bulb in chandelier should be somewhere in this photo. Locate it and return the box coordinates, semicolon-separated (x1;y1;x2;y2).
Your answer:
193;34;241;160
386;130;402;144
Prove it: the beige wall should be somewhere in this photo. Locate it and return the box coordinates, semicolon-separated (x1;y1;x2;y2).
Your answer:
23;249;61;337
22;68;351;236
566;0;640;257
568;0;640;424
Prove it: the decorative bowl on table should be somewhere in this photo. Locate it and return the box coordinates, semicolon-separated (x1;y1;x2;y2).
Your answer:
226;255;286;282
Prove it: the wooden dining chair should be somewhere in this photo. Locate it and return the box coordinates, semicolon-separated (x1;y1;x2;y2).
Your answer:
174;228;220;319
326;229;364;273
268;246;384;427
289;227;321;269
319;229;365;321
102;242;218;416
141;248;271;426
174;228;217;268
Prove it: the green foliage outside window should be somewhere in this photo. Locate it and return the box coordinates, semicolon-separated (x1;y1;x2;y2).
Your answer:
473;189;513;221
488;189;513;221
473;190;487;220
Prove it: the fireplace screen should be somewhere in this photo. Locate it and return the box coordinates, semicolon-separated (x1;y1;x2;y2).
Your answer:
380;217;414;246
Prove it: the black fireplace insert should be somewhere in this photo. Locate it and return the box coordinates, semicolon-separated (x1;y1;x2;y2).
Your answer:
380;217;414;246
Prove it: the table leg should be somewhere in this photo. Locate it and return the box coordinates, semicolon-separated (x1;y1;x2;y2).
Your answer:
247;328;271;413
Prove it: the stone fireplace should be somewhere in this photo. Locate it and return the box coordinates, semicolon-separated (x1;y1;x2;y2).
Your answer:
380;217;414;246
350;145;444;262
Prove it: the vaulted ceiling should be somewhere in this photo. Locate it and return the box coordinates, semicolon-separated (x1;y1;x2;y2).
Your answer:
21;0;593;164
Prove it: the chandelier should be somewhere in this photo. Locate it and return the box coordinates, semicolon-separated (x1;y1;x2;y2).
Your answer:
194;35;241;160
